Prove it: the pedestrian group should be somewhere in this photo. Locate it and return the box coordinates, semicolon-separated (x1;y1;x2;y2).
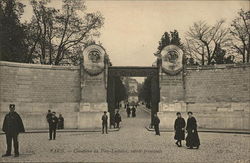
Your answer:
2;103;200;158
125;103;137;118
151;111;200;149
46;110;64;140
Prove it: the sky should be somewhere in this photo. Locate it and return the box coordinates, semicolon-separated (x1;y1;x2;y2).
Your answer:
20;0;249;67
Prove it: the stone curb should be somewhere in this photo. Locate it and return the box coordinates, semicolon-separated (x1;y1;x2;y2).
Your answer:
0;128;120;135
140;106;151;114
145;127;250;134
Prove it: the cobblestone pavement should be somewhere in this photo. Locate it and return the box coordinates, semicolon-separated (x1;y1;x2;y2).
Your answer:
0;106;249;162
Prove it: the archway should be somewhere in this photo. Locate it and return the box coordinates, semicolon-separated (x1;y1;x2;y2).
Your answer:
107;66;160;127
79;44;184;129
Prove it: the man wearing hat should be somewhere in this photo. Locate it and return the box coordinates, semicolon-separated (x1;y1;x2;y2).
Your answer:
101;111;108;134
48;112;58;140
2;104;25;157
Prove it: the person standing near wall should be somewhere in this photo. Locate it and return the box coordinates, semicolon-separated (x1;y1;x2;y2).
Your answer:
2;104;25;157
48;112;58;140
153;113;160;136
126;105;131;117
186;112;200;149
114;111;122;128
102;111;108;134
46;110;52;125
174;112;186;147
132;106;136;117
57;114;64;129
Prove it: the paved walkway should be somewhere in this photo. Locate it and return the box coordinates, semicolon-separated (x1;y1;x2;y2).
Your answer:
0;106;249;162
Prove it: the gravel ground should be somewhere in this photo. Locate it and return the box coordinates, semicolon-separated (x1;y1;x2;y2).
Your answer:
0;107;249;163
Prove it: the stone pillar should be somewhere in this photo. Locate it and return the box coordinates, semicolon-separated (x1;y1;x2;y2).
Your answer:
157;45;186;129
151;74;160;126
158;72;187;128
78;45;108;129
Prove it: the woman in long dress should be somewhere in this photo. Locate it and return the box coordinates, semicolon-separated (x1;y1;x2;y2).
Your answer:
132;106;136;117
174;112;186;147
186;112;200;149
126;105;131;117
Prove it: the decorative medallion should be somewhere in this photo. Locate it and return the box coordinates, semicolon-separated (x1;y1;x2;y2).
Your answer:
83;44;105;75
160;45;183;75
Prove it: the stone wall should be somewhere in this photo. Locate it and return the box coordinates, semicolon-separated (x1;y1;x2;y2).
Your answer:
159;64;250;130
1;61;249;130
185;64;250;103
0;61;80;129
185;64;250;130
159;72;184;103
79;70;108;128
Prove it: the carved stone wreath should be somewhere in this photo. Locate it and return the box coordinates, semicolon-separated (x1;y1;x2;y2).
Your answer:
83;45;105;75
160;45;183;75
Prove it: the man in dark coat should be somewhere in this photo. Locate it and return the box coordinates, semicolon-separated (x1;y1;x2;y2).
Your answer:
48;112;58;140
114;111;122;128
46;110;52;123
57;114;64;129
126;105;131;118
174;112;186;147
186;112;200;149
153;113;160;136
102;111;108;134
2;104;25;157
132;106;136;117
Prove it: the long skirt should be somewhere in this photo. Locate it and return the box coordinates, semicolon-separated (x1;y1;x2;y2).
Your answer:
186;130;200;147
132;111;136;117
174;129;185;140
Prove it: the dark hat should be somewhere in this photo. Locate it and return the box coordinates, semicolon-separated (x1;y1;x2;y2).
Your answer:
104;111;107;113
9;104;15;108
52;111;56;114
187;111;193;115
176;112;181;115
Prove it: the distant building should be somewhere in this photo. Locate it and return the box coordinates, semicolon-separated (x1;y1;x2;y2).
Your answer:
128;79;138;94
126;78;138;104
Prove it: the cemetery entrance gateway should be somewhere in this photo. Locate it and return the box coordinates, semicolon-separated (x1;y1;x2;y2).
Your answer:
80;44;183;129
107;66;160;126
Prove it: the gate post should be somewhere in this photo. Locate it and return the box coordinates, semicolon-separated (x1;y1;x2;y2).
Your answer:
78;45;109;129
157;45;187;129
150;74;160;127
107;76;116;128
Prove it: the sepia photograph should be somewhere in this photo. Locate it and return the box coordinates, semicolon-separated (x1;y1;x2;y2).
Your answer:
0;0;249;162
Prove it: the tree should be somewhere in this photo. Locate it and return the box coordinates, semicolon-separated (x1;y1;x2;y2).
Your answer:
138;77;152;109
186;20;230;65
0;0;27;62
230;9;250;63
23;0;58;63
212;44;234;64
154;30;182;56
26;0;104;65
170;30;182;47
185;58;199;66
114;77;128;107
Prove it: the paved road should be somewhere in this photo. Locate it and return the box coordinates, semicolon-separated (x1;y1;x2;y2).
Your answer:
0;106;249;162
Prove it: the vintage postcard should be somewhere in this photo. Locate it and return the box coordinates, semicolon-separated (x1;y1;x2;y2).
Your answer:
0;0;249;162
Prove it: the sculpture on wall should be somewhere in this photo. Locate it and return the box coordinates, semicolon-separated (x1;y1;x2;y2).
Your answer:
83;44;106;75
160;45;183;75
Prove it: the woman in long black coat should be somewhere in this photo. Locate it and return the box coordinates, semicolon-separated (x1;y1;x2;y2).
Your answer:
186;112;200;149
174;112;186;147
132;106;136;117
57;114;64;129
126;105;131;117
